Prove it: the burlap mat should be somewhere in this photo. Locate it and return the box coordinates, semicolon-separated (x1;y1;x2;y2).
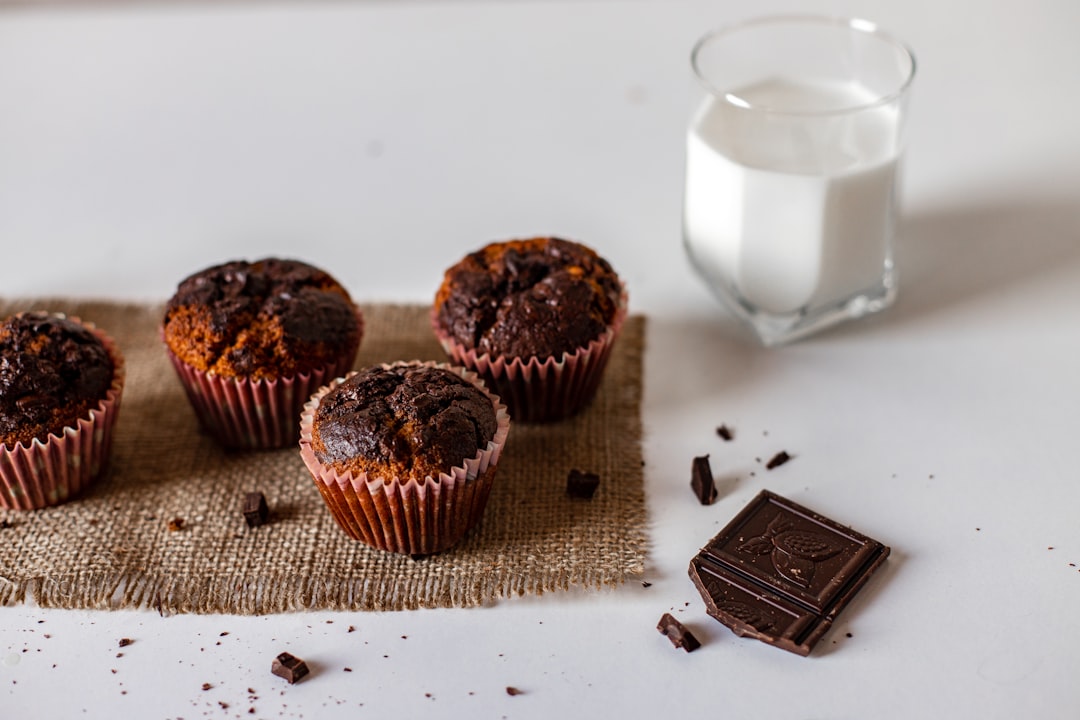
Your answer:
0;299;646;614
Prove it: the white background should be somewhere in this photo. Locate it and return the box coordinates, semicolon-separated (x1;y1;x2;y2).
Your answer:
2;0;1079;718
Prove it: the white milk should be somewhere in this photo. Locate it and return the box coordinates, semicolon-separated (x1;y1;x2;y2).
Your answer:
683;78;901;315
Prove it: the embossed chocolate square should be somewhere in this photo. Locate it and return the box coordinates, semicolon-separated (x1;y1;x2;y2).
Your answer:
689;489;889;656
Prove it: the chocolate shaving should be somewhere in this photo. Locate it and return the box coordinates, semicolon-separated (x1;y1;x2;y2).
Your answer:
691;455;717;505
271;652;310;684
765;451;791;470
657;613;701;652
242;492;270;527
716;424;733;441
566;469;600;499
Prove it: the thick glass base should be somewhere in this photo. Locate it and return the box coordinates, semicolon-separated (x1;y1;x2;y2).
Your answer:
690;260;897;346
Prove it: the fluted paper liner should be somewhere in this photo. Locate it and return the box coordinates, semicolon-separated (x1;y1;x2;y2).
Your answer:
164;310;363;450
0;315;126;511
433;290;628;422
299;361;511;556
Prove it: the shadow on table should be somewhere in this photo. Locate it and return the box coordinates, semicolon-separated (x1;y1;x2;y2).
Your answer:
646;198;1080;410
880;197;1080;330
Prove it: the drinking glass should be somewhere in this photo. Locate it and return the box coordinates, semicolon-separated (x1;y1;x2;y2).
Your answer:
683;16;916;345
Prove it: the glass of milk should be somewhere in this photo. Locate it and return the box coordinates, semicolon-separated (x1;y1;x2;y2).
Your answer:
683;16;916;345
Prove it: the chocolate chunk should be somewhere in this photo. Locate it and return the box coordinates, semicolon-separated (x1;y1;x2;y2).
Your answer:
566;469;600;499
271;652;310;684
765;451;791;470
242;492;269;527
690;455;716;505
716;424;733;441
656;613;701;652
688;490;889;656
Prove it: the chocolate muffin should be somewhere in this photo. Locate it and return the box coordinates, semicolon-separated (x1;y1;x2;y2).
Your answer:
432;237;627;422
300;361;510;555
0;312;125;510
433;237;622;360
311;364;498;478
162;258;363;449
163;258;360;381
0;312;115;448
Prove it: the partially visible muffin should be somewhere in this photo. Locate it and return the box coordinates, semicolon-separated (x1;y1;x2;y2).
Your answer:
300;361;510;555
163;258;363;449
0;312;125;510
432;237;627;422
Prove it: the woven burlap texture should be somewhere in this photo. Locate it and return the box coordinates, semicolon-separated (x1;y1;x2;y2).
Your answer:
0;299;646;614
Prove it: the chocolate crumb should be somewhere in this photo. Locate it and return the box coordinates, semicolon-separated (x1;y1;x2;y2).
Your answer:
506;687;524;696
0;520;13;529
202;683;213;691
343;668;352;672
657;613;701;652
566;469;600;499
716;424;733;441
641;581;652;588
765;451;791;470
118;638;133;648
691;455;717;505
242;492;270;527
271;652;310;684
220;631;229;637
846;632;853;638
167;517;185;532
347;626;355;633
219;701;229;710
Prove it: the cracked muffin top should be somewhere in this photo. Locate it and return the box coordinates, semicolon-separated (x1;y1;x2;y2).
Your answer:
433;237;622;360
0;312;115;448
163;258;360;381
310;363;498;481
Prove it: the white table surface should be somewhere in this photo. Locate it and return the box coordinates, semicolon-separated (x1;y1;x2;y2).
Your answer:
2;0;1079;717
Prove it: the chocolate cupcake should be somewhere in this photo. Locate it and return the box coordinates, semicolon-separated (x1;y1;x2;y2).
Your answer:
0;312;125;510
432;237;627;421
299;361;510;555
163;258;363;449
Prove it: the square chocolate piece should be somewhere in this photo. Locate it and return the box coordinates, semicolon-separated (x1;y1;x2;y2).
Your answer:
566;469;600;499
271;652;309;684
242;492;269;527
688;490;889;656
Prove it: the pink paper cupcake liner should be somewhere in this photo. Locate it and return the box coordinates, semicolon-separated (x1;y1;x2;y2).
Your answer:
0;316;126;511
164;310;363;450
299;361;511;556
432;289;628;422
